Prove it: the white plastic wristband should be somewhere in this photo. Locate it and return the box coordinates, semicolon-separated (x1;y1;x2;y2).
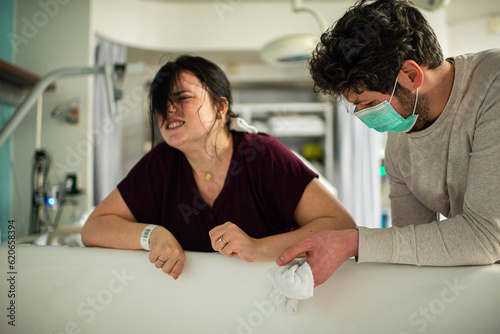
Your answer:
140;224;159;251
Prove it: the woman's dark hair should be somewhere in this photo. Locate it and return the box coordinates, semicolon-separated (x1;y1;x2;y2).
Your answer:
309;0;443;98
148;55;237;147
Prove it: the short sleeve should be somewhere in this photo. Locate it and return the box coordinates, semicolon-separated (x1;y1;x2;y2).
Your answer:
249;133;318;227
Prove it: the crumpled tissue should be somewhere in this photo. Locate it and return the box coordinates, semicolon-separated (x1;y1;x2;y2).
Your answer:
267;258;314;314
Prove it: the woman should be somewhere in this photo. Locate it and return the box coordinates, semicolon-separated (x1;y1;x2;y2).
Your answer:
81;55;355;280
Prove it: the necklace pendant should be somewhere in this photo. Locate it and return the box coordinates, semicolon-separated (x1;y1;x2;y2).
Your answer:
205;173;212;181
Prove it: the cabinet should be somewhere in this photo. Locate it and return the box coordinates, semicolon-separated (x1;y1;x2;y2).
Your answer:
232;102;334;184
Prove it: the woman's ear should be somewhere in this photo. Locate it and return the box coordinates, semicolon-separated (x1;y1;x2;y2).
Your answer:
217;97;229;119
397;60;424;91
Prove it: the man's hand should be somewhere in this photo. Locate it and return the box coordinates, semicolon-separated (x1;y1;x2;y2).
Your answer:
277;229;359;287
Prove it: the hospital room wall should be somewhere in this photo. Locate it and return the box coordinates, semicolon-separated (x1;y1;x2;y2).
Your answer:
0;0;15;242
92;1;352;52
449;15;500;56
3;1;499;240
11;0;94;238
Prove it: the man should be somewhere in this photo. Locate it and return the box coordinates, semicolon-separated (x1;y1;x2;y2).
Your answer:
277;0;500;286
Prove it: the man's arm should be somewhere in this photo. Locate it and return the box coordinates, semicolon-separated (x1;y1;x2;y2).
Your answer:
358;97;500;266
278;90;500;286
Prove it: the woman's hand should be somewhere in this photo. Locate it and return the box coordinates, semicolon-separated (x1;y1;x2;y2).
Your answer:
148;226;186;280
209;222;264;262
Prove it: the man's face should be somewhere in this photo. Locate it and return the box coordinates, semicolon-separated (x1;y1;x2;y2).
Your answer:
345;90;396;112
344;85;432;133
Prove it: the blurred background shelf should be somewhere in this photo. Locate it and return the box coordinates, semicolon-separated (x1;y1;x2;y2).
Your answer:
233;102;334;184
0;58;56;105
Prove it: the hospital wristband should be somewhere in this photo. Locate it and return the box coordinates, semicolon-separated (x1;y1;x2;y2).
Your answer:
140;224;159;251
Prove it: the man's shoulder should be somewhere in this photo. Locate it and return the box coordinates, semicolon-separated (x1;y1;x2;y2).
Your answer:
473;48;500;61
452;49;500;61
454;49;500;76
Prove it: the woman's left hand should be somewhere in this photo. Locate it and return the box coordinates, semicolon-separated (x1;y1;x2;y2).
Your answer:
209;222;264;262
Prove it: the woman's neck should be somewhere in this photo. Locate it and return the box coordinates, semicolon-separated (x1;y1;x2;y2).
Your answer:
185;129;233;180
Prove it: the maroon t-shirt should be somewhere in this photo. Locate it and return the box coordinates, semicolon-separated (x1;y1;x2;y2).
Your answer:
117;132;318;252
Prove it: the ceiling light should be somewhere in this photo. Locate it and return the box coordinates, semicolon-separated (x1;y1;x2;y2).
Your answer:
260;0;326;66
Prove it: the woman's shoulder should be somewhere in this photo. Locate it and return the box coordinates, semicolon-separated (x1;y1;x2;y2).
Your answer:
132;141;181;170
232;131;300;168
233;131;286;150
147;141;180;157
233;132;287;156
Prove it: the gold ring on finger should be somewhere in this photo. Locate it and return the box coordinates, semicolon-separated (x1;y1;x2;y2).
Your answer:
218;237;228;246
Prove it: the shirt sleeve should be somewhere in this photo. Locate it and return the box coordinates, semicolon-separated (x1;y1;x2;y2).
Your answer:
255;134;318;228
358;83;500;266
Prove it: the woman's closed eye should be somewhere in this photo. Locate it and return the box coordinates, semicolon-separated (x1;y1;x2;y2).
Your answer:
177;95;191;102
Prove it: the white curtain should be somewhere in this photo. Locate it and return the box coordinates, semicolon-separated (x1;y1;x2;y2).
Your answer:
93;37;126;205
336;102;382;228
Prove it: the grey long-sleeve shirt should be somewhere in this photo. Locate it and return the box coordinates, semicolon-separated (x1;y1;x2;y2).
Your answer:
358;49;500;266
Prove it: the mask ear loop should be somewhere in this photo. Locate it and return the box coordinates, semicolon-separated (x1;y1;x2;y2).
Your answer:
388;76;399;104
411;88;418;116
389;75;419;117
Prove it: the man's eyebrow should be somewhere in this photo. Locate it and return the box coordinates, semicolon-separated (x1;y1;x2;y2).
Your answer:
343;94;361;105
352;97;371;105
351;98;364;105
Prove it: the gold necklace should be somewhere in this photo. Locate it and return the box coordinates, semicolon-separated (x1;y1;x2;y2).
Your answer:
198;137;231;182
204;159;218;181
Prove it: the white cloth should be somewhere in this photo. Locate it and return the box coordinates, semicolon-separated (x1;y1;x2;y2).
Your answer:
229;117;258;134
267;258;314;313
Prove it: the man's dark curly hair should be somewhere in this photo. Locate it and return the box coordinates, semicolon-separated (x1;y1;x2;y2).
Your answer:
309;0;443;98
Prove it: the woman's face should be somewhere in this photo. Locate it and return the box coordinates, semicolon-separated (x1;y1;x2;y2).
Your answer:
158;70;219;151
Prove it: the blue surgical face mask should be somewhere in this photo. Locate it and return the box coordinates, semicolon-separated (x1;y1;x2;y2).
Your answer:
353;77;418;133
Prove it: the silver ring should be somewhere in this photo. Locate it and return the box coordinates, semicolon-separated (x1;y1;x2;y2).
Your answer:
218;237;228;246
156;258;166;265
